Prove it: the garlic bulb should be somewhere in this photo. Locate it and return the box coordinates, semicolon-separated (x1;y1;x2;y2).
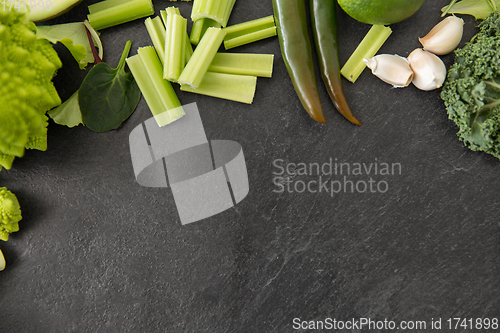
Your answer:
363;54;414;88
407;49;446;91
419;16;464;55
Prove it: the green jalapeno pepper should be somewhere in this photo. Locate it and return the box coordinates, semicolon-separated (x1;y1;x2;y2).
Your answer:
272;0;327;124
310;0;361;125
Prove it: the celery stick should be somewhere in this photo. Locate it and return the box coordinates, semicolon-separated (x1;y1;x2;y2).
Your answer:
164;11;188;81
126;47;185;127
145;16;166;61
161;8;193;64
190;18;221;45
191;0;236;27
340;25;392;83
88;0;154;30
223;15;276;50
180;72;257;104
208;53;274;78
177;27;226;88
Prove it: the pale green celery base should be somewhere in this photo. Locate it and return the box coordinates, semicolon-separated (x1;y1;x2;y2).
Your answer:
126;47;184;127
340;25;392;83
177;27;226;89
190;18;221;45
208;53;274;78
88;0;154;30
145;16;166;61
180;72;257;104
164;13;187;81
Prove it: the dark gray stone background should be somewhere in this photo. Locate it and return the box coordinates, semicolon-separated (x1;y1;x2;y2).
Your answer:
1;0;499;332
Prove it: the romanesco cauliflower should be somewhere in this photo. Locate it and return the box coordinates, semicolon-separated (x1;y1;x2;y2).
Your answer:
0;9;62;170
0;187;22;241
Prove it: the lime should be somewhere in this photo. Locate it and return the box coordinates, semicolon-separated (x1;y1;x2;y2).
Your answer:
338;0;426;25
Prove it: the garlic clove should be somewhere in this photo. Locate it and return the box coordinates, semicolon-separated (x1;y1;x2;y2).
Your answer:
419;16;464;55
408;48;446;91
363;54;414;88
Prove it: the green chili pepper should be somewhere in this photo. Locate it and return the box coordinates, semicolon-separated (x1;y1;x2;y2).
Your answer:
310;0;361;126
272;0;327;124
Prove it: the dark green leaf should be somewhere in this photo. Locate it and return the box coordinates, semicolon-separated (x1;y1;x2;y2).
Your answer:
79;41;141;132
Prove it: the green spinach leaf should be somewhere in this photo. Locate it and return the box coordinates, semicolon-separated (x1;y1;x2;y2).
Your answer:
79;40;141;132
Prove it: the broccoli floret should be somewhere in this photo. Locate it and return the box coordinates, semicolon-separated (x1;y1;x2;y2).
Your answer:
441;10;500;159
0;10;62;170
0;187;22;241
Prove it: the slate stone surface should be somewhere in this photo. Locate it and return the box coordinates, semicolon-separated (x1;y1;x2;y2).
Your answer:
1;0;499;332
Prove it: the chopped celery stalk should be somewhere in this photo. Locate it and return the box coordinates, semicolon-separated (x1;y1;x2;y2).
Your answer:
208;53;274;78
180;72;257;104
145;16;166;61
177;27;226;88
190;18;221;45
164;11;188;81
340;25;392;83
223;15;276;50
191;0;236;27
87;0;154;30
161;8;194;64
126;47;185;127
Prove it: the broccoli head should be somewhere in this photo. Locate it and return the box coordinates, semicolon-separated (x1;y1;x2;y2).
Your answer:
441;10;500;159
0;187;22;241
0;9;62;170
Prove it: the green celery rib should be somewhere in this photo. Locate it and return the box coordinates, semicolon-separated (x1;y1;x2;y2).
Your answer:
191;0;236;27
180;72;257;104
87;0;154;30
177;27;226;88
161;8;193;65
208;53;274;78
340;25;392;83
145;16;166;61
164;11;187;81
190;18;221;45
223;15;276;50
126;47;185;127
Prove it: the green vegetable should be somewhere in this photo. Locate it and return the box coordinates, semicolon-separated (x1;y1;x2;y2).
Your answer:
340;25;392;83
190;18;221;45
159;9;194;64
191;0;236;27
163;8;188;82
126;46;186;127
48;91;83;128
310;0;361;126
441;10;500;159
180;71;257;104
145;16;167;61
177;27;226;88
87;0;154;30
27;0;83;22
79;40;141;132
0;187;22;242
36;22;96;69
0;9;61;170
222;15;277;50
272;0;326;123
442;0;498;19
208;53;274;77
